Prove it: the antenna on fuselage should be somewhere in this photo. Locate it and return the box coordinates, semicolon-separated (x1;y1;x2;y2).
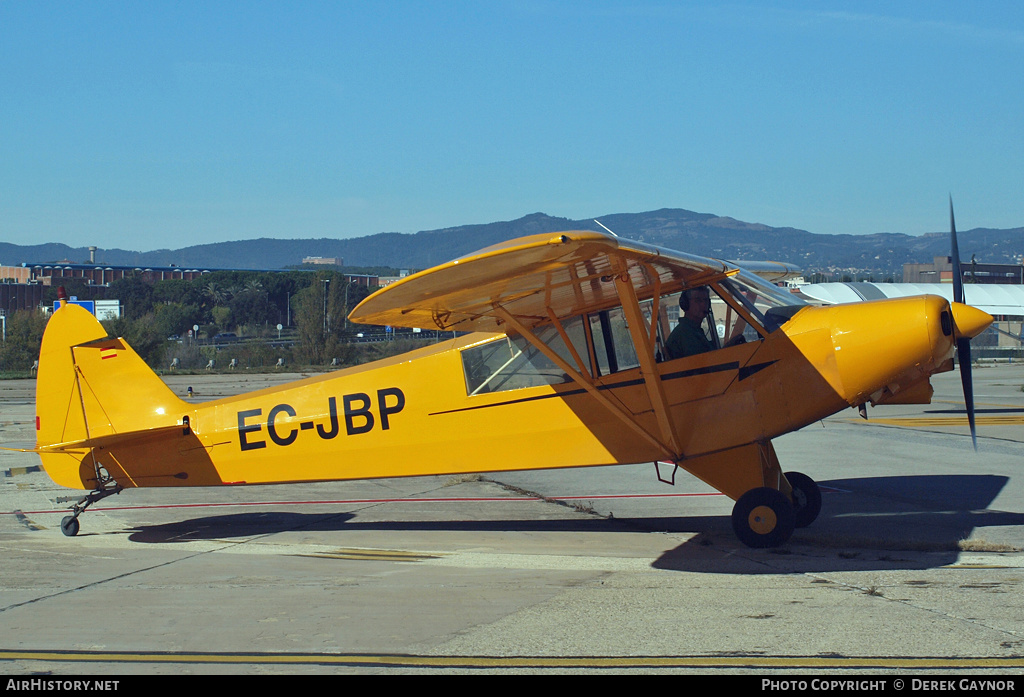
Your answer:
593;219;619;237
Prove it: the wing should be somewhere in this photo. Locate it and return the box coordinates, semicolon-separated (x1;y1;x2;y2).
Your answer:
731;260;803;284
349;230;737;332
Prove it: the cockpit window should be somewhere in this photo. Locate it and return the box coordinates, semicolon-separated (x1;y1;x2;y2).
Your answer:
461;306;646;396
461;269;805;394
717;271;805;335
662;272;805;358
462;317;591;395
589;306;640;375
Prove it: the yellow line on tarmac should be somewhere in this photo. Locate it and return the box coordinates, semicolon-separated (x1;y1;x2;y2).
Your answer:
2;650;1022;669
295;547;440;562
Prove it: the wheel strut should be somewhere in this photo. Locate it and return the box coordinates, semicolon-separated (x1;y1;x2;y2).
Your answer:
56;484;123;537
785;471;821;528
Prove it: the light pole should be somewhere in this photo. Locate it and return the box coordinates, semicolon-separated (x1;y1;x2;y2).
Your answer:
321;278;330;336
343;279;350;331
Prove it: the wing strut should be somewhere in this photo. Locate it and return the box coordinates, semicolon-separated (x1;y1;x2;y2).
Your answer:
610;260;682;456
493;255;688;463
545;308;594;382
492;306;677;461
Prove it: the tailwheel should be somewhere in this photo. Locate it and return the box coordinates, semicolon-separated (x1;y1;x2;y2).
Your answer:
785;471;821;528
731;487;795;548
55;482;123;538
60;516;80;537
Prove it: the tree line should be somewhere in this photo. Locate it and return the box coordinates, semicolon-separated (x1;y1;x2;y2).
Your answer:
0;269;430;376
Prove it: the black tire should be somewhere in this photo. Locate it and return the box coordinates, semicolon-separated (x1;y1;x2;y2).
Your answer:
785;471;822;528
60;516;80;537
731;487;795;548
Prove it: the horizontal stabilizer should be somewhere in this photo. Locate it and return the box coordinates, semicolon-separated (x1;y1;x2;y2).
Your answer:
27;424;191;454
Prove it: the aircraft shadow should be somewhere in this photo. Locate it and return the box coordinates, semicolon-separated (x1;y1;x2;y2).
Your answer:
651;473;1023;573
126;512;634;543
125;474;1022;573
127;510;358;543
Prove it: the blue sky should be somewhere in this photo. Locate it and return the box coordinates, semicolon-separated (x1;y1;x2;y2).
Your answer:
2;1;1022;251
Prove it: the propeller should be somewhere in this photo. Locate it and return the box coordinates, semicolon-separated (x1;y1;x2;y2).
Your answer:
949;197;978;450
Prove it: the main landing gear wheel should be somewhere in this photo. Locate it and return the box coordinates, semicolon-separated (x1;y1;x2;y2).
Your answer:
731;487;795;548
785;471;821;528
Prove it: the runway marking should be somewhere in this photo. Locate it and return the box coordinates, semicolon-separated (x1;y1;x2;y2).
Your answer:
296;548;440;562
12;510;45;531
1;649;1021;669
3;465;41;477
846;415;1024;427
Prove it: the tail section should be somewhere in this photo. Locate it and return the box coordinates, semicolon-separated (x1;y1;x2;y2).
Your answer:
36;303;189;489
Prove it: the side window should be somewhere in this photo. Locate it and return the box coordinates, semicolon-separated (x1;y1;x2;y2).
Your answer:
665;276;802;358
664;289;723;356
588;307;640;376
709;289;757;345
461;317;590;395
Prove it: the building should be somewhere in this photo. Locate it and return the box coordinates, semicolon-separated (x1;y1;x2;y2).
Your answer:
904;256;1024;285
0;260;379;316
0;263;213;286
377;270;411;287
795;281;1024;354
302;256;342;266
0;283;45;313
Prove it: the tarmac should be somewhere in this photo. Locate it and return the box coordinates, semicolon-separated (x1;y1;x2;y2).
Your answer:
1;363;1022;675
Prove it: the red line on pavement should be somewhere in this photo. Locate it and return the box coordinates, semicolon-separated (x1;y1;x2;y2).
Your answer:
2;491;726;516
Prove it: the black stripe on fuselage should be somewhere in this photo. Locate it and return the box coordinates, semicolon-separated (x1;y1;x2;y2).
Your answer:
428;360;749;416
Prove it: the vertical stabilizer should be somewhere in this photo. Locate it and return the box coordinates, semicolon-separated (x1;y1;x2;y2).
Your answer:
36;304;187;489
36;305;108;455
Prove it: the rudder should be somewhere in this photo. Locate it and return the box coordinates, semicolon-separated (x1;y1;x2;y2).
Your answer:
36;304;188;489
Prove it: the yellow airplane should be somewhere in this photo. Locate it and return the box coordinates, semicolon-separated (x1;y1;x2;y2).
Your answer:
32;213;992;547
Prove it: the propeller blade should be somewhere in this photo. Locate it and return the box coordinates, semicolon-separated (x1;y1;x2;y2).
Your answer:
950;196;964;304
957;337;978;450
949;197;978;450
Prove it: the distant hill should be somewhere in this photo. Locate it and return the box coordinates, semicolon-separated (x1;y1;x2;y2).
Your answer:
2;209;1020;276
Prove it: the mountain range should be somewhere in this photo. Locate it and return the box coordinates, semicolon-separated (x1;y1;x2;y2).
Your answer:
2;209;1021;277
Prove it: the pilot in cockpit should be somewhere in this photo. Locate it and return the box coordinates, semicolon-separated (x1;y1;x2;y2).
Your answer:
666;285;749;360
665;286;716;359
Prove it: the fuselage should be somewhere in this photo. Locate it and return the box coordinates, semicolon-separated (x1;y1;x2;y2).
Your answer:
94;294;963;491
31;230;994;548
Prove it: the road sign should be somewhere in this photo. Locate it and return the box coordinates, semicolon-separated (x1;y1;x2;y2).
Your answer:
54;300;95;314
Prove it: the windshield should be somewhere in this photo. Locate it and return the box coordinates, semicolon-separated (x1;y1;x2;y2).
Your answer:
717;270;806;334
